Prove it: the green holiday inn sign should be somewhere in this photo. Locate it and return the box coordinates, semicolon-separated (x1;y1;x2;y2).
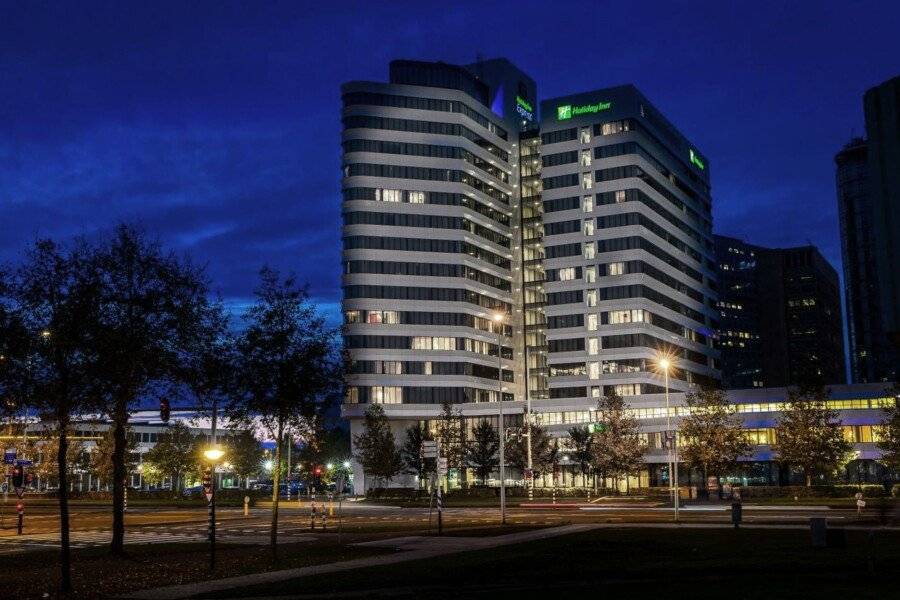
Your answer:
556;101;612;120
689;148;706;170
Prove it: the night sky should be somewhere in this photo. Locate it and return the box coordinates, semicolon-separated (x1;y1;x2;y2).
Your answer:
4;2;900;327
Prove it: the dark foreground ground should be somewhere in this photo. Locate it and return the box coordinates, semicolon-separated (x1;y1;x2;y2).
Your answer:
202;528;900;600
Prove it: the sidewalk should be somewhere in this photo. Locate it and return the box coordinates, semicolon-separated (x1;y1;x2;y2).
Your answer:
122;524;600;600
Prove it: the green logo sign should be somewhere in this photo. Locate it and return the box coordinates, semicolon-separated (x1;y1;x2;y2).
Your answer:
689;149;705;170
587;423;606;434
556;101;611;120
516;95;533;113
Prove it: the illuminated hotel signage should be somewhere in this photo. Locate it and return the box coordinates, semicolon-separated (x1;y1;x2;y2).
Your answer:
689;148;706;170
556;101;611;120
515;95;534;122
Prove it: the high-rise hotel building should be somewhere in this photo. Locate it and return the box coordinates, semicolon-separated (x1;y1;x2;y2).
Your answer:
342;60;719;487
539;88;720;401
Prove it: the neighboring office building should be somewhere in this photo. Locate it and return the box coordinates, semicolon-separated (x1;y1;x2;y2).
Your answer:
714;235;763;389
715;236;846;388
835;75;900;384
3;411;254;492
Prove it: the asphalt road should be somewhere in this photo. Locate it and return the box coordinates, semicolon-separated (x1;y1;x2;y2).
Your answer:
0;498;893;556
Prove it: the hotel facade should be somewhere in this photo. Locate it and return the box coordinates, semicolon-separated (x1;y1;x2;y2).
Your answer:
341;58;895;489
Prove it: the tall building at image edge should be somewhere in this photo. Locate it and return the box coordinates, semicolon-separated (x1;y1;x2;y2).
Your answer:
835;75;900;384
340;58;721;489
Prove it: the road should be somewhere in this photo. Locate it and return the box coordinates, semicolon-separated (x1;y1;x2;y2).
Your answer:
0;498;891;556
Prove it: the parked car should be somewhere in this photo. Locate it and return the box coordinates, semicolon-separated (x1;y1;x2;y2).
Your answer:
182;485;204;497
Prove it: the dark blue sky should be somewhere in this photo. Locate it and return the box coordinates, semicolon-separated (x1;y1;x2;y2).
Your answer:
3;1;900;325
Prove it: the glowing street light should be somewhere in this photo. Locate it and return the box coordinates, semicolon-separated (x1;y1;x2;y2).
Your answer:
263;460;273;471
326;462;334;470
656;353;678;522
204;447;225;462
342;460;350;469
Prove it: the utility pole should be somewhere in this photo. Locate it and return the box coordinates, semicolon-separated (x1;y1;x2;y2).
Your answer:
660;358;678;522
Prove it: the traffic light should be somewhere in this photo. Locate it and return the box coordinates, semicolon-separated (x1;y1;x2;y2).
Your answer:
201;466;212;488
159;398;170;423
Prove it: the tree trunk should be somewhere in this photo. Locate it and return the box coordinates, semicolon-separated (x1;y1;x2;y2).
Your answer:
111;399;128;555
57;419;72;594
270;419;283;552
805;472;812;487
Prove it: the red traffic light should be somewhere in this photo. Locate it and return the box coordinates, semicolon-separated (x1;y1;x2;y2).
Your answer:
314;467;322;476
16;503;23;513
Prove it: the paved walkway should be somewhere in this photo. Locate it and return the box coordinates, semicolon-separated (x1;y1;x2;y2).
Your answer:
122;524;600;600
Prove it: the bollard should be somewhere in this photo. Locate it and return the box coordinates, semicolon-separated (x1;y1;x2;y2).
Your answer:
552;488;556;505
731;501;742;529
243;495;250;517
810;517;827;548
16;502;24;535
321;509;327;531
329;493;335;517
310;500;317;531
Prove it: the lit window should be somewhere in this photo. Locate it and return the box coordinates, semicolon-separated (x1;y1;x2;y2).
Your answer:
586;290;597;307
582;196;593;213
614;190;626;203
380;189;402;202
580;150;592;167
432;337;455;351
582;173;593;190
583;220;595;236
587;314;598;331
585;266;597;283
344;310;361;324
580;127;592;144
382;361;402;375
372;386;402;404
345;387;359;404
367;311;383;324
559;267;577;281
588;337;599;355
588;362;600;379
590;386;601;398
408;191;425;203
614;384;638;396
424;361;432;375
584;242;595;260
608;262;626;276
383;310;400;324
411;337;432;350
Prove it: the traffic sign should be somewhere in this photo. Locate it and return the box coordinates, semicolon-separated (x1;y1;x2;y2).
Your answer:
205;492;213;502
14;459;33;466
437;457;448;475
524;468;533;481
3;449;15;464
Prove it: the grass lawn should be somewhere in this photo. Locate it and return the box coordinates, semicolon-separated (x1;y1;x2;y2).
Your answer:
0;540;391;600
204;527;900;599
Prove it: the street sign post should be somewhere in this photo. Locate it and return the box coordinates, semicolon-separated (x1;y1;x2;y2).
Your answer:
421;440;438;459
3;449;16;465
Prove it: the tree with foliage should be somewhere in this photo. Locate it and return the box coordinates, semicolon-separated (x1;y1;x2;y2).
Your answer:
568;425;594;487
877;392;900;472
229;267;341;550
591;393;646;492
32;429;88;485
353;404;403;489
774;387;854;486
0;238;99;592
466;420;499;486
91;426;138;487
400;423;434;489
88;225;211;555
507;422;553;478
142;422;203;494
225;430;263;488
679;389;752;496
434;399;466;484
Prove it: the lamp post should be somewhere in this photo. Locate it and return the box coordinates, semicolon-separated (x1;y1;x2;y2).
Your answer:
203;446;225;570
493;312;506;525
658;357;678;522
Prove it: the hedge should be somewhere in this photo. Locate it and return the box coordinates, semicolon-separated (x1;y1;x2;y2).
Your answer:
736;484;889;499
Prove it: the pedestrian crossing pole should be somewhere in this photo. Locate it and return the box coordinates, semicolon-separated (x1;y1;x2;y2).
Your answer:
436;485;443;536
310;496;317;531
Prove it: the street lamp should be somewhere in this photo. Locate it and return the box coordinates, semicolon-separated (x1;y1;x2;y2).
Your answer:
342;460;350;469
493;311;507;525
203;446;225;570
326;462;334;470
657;354;678;522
